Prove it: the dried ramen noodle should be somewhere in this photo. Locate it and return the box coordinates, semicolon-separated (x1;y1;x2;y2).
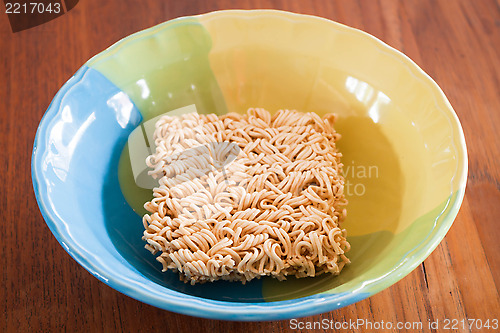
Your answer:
142;108;350;284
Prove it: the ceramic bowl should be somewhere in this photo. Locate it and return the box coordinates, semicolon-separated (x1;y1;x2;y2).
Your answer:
32;10;467;320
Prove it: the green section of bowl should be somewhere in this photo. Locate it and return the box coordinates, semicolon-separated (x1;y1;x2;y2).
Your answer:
87;17;227;120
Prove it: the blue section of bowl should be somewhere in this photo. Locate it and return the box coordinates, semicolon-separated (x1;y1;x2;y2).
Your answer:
31;64;267;303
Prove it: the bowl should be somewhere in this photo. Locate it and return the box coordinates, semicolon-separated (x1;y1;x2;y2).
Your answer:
32;10;467;320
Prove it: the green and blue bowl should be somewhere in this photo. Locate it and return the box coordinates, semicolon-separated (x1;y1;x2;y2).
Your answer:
32;10;467;320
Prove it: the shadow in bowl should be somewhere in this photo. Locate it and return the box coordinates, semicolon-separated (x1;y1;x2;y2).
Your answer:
261;115;404;301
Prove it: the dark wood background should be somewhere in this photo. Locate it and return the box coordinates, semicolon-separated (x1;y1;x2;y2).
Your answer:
1;0;499;332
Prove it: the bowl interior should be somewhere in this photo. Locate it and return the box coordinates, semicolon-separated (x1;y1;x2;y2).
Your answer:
33;10;466;312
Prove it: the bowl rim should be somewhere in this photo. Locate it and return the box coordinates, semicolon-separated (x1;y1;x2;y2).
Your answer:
32;9;468;321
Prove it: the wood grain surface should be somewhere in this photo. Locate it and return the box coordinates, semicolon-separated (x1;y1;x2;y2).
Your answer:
1;0;499;332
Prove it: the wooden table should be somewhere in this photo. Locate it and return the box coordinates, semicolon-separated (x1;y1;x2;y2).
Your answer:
1;0;499;332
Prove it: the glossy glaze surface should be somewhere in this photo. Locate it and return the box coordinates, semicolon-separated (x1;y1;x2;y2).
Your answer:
32;10;467;320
